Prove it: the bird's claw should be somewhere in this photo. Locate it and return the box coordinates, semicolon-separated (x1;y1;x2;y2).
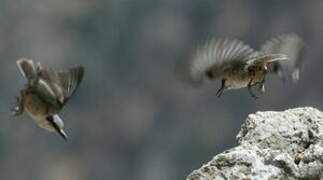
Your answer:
11;106;23;116
11;97;23;116
216;88;224;97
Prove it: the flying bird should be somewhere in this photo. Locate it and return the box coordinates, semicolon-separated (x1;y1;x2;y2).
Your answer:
176;33;305;98
12;58;84;141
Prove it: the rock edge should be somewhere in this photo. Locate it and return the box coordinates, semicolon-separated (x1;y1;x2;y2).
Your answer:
186;107;323;180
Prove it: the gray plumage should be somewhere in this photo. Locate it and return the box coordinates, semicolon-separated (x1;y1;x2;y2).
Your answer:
14;58;84;141
193;38;258;84
176;33;305;97
176;38;258;86
37;65;84;105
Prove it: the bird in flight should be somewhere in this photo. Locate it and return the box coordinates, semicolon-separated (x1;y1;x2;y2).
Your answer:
176;33;305;98
12;58;84;141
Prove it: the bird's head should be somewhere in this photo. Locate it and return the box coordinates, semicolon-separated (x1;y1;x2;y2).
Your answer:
46;115;68;141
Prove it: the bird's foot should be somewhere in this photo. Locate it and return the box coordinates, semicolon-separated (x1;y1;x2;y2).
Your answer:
216;87;224;97
11;106;23;116
11;97;23;116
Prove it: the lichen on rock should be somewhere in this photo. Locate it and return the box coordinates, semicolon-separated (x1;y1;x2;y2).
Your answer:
186;107;323;180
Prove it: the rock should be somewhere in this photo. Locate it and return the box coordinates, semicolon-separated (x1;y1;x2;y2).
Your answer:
186;107;323;180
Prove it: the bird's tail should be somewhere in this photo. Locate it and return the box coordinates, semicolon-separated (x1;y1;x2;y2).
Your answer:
16;58;38;85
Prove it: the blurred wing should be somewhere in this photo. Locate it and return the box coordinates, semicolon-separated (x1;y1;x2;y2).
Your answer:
175;38;257;86
260;33;306;82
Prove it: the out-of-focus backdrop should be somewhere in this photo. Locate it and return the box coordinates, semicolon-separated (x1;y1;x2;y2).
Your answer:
0;0;322;179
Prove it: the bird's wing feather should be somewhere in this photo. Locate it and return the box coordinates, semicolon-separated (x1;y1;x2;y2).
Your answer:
56;66;84;104
36;66;84;105
16;58;38;85
16;58;62;105
16;59;84;105
260;33;306;81
36;67;65;103
176;38;257;86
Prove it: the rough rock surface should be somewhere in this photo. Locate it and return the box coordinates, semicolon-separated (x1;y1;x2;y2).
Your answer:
186;107;323;180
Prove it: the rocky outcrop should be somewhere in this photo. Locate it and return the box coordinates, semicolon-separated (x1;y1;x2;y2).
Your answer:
186;107;323;180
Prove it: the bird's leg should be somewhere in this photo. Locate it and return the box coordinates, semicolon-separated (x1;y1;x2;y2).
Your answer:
216;79;225;97
247;78;259;99
251;77;266;93
11;96;23;116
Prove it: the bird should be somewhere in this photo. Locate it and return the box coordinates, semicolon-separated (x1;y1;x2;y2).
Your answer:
175;33;305;98
11;58;84;141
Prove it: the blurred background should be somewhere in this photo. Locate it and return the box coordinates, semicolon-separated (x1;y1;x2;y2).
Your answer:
0;0;322;179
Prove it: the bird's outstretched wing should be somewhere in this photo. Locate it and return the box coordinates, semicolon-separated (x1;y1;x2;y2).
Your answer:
260;33;306;82
57;66;84;104
17;58;84;105
175;38;257;86
38;66;84;105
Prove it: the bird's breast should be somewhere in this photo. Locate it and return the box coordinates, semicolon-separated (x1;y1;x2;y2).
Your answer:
222;71;251;89
223;69;267;90
25;111;55;132
224;77;250;89
22;91;55;132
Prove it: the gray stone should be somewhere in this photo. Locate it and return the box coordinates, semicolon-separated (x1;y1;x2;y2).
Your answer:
186;107;323;180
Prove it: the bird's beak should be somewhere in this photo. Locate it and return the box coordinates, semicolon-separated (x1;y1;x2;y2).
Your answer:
52;115;68;142
47;115;68;142
58;129;68;142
